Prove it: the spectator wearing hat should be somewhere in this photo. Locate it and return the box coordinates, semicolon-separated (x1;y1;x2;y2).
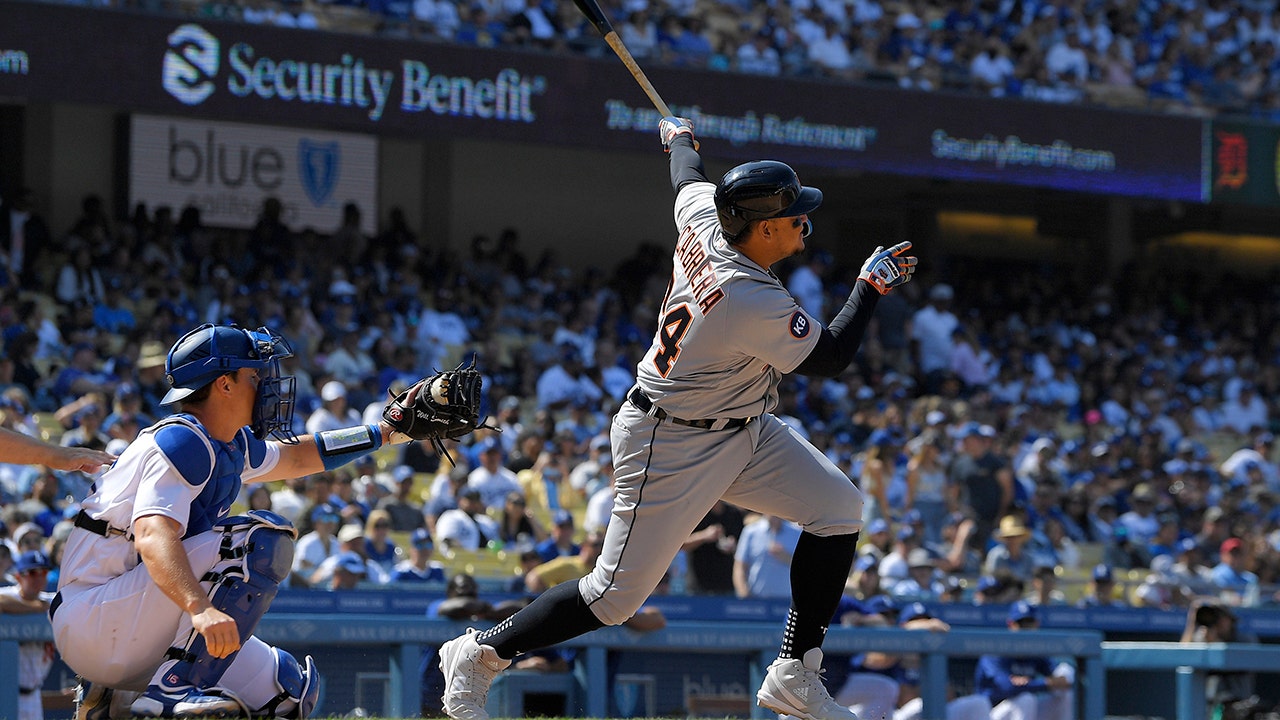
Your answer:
535;508;579;563
1077;564;1123;608
985;514;1037;582
313;523;389;587
391;528;446;584
905;429;950;543
860;428;903;524
1117;483;1161;544
1167;538;1216;596
973;571;1023;605
975;601;1073;720
1220;383;1267;437
377;465;426;531
305;380;361;434
859;517;893;564
436;486;500;552
327;551;370;590
292;503;342;588
1210;537;1258;596
462;436;518;509
0;550;55;720
535;343;602;411
1090;495;1119;541
58;398;109;452
881;602;992;720
134;340;170;415
879;524;923;589
102;383;152;442
832;595;905;720
683;499;745;596
911;283;959;394
949;422;1013;548
892;547;946;600
846;553;883;601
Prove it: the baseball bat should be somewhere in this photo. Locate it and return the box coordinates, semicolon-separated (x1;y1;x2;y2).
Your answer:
571;0;674;117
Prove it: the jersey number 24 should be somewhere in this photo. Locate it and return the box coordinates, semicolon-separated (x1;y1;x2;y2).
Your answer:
653;304;692;377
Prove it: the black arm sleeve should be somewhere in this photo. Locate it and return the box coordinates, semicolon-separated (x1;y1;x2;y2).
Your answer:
668;135;708;193
793;280;881;378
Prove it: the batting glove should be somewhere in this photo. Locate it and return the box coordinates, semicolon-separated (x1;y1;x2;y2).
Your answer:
659;116;699;151
858;241;918;295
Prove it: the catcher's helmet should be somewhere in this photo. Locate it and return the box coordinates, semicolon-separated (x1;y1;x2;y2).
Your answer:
161;323;298;442
714;160;822;242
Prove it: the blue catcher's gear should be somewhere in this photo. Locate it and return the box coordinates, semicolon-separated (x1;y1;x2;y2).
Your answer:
263;649;319;718
136;511;299;717
161;324;297;443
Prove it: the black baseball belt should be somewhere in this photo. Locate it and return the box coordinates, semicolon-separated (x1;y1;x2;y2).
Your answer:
627;388;753;431
74;510;129;539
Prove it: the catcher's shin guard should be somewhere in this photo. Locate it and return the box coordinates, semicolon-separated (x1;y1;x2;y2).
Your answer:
260;649;319;718
151;511;296;698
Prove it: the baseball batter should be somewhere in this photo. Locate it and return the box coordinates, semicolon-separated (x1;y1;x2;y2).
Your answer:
439;118;916;720
51;323;483;719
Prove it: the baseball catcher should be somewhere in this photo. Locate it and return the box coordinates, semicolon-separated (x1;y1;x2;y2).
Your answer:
382;358;489;465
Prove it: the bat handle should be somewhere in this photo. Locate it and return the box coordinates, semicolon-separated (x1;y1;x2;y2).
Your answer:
604;32;673;117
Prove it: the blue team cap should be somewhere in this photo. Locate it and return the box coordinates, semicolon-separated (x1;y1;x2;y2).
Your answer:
854;554;879;573
311;504;341;524
411;528;434;549
553;509;574;526
14;550;51;574
867;518;890;535
976;575;1000;593
1008;600;1038;623
1177;537;1200;555
862;595;898;615
335;551;367;575
1091;564;1113;582
900;601;933;624
903;508;923;525
868;428;902;447
896;525;916;541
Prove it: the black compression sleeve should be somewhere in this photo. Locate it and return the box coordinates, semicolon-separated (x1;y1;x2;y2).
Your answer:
668;136;707;192
793;280;881;377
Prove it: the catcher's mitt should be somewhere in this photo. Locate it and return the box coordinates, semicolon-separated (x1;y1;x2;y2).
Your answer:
383;359;491;463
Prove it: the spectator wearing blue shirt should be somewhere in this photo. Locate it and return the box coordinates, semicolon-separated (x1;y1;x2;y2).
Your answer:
535;509;579;563
392;528;446;584
1210;537;1258;595
975;601;1073;720
733;514;801;599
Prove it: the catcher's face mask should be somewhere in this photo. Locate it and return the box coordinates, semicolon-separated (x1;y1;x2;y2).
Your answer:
246;327;298;444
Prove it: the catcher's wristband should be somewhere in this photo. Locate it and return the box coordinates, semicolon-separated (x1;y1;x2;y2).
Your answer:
314;424;384;471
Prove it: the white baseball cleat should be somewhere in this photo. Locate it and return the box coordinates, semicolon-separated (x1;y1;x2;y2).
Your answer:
757;648;860;720
439;628;511;720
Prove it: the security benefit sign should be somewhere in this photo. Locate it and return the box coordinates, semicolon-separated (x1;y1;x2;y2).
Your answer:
129;115;377;233
1209;121;1280;207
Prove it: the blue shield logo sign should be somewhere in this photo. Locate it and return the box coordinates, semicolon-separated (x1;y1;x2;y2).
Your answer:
298;139;340;207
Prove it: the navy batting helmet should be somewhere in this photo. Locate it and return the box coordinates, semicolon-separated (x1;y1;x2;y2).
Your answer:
161;323;298;442
713;160;822;241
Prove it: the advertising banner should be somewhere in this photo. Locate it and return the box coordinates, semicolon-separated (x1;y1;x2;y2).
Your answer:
1208;120;1280;206
1;2;1206;201
130;115;378;232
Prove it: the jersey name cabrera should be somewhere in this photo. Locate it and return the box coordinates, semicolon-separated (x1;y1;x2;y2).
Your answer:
636;182;821;419
59;414;280;589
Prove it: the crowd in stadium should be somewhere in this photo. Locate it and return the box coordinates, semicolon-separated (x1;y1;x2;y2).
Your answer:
0;188;1277;611
76;0;1280;118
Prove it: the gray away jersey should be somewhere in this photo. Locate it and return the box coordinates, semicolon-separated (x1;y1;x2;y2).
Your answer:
636;182;821;419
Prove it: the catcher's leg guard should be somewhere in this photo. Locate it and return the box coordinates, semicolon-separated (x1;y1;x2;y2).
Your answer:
259;648;319;719
133;511;296;718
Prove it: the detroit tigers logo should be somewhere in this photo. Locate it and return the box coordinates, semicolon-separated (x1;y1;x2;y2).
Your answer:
789;311;810;339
